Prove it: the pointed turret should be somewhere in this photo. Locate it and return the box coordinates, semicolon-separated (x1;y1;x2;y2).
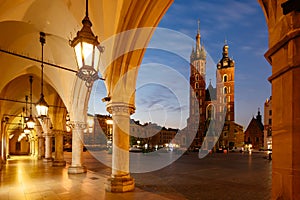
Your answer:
190;20;206;62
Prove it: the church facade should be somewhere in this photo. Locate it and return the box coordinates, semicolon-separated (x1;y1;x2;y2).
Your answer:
186;25;244;151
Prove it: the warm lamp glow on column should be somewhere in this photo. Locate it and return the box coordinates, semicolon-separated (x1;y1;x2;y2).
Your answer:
69;0;104;87
36;32;49;118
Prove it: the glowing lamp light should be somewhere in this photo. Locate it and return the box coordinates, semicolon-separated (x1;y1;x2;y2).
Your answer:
70;0;104;87
106;119;113;125
27;115;35;129
36;94;49;117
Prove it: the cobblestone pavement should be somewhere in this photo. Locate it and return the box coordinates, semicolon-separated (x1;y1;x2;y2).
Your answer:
67;151;272;200
0;151;271;200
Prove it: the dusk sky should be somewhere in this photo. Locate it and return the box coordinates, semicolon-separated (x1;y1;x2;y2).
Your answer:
89;0;272;130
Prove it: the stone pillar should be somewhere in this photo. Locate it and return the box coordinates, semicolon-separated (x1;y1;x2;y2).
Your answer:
30;138;35;156
5;129;9;159
34;137;38;158
1;130;6;163
68;122;87;174
105;104;135;192
259;1;300;199
53;130;66;167
40;118;53;163
38;136;45;159
43;134;53;162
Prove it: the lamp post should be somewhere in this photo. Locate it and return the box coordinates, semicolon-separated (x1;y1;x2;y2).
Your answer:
36;32;49;118
27;76;35;129
69;0;104;88
23;99;30;135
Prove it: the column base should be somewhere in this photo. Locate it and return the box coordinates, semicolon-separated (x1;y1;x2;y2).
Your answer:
52;160;66;167
68;165;87;174
105;174;135;192
43;157;53;163
38;156;44;160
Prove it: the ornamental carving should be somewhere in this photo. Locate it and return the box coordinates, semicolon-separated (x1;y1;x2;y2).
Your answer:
107;104;135;116
69;121;87;130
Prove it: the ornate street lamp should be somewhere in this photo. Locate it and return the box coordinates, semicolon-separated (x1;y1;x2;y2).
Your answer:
23;101;31;135
27;76;35;129
36;32;49;118
70;0;104;88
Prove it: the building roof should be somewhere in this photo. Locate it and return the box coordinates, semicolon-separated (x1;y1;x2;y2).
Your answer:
245;111;264;133
205;81;216;101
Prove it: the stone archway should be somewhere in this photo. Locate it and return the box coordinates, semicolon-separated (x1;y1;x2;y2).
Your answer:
0;71;68;164
1;1;296;197
259;0;300;199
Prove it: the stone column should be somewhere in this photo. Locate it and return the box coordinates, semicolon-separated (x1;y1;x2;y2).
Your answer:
30;138;35;156
68;122;87;174
43;134;53;162
38;136;45;159
41;118;53;163
34;137;38;158
1;130;6;163
259;1;300;199
105;104;135;192
53;130;66;167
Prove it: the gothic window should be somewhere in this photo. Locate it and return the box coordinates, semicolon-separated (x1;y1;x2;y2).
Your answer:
228;96;230;102
195;92;198;98
227;105;230;111
196;74;199;81
223;74;228;82
228;87;230;93
223;87;227;94
195;82;199;89
196;62;199;71
269;119;272;125
269;110;272;116
16;142;21;151
224;97;227;103
207;105;215;119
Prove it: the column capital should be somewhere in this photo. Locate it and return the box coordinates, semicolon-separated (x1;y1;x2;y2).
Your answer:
51;129;65;136
70;121;87;130
106;103;135;116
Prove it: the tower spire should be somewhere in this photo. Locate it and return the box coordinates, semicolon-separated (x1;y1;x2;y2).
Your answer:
196;19;201;54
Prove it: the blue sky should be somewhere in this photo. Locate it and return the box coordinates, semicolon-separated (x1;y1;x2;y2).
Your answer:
89;0;272;130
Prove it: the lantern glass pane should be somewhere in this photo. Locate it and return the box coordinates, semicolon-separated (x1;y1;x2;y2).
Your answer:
94;47;100;71
82;42;93;66
27;121;35;129
24;128;30;134
75;43;83;69
36;104;48;117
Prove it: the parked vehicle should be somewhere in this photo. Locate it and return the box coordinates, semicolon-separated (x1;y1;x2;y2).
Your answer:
231;147;244;153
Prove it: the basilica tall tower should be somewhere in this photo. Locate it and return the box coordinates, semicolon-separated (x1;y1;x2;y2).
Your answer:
216;43;235;122
188;21;207;147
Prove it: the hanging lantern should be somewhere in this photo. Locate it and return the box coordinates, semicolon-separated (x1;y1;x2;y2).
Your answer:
70;0;104;87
